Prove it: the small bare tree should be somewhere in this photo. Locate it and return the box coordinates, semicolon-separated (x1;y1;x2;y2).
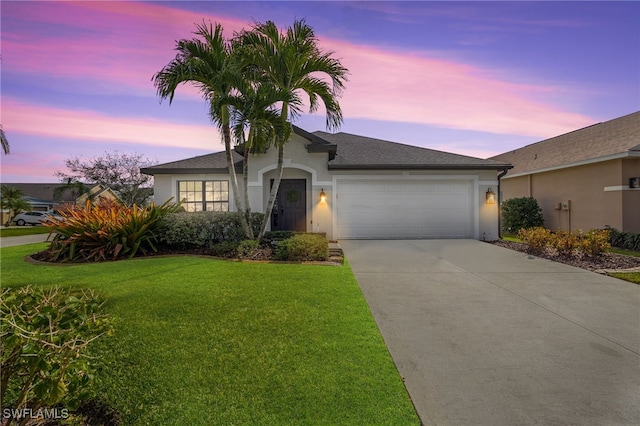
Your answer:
56;151;155;207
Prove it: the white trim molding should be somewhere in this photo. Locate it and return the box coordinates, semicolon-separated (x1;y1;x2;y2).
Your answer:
250;162;332;187
604;186;640;192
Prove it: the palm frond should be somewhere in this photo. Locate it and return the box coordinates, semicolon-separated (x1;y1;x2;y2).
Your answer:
1;125;9;154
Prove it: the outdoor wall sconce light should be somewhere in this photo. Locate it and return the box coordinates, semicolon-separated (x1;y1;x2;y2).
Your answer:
486;187;496;204
319;189;327;203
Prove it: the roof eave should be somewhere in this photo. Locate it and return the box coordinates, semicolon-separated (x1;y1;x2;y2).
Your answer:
293;125;333;146
502;151;638;179
328;164;513;171
141;167;240;176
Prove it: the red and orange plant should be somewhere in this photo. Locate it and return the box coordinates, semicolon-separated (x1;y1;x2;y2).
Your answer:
42;199;179;262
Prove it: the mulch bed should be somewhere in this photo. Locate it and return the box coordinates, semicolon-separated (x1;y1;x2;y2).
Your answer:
489;240;640;272
30;245;344;265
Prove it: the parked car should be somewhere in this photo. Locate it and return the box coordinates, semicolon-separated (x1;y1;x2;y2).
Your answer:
12;211;62;226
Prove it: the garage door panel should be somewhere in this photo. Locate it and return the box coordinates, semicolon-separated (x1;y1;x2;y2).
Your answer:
337;180;473;239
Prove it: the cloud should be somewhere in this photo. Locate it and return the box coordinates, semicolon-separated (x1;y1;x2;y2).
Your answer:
325;40;594;137
3;98;224;150
1;1;247;96
2;1;595;139
348;2;589;29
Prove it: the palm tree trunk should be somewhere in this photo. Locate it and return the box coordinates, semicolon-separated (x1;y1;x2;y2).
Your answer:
222;118;252;238
257;142;284;240
257;104;289;240
242;126;254;239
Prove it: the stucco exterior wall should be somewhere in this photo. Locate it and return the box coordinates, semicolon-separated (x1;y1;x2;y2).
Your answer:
151;135;503;240
622;158;640;232
500;159;639;232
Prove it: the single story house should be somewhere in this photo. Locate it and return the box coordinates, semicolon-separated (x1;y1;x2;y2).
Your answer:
0;183;119;225
142;126;511;241
74;184;120;207
490;111;640;233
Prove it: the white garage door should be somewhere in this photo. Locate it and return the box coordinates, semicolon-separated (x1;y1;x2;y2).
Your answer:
336;180;474;239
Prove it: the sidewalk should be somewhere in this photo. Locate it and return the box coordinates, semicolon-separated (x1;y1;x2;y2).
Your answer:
0;233;50;248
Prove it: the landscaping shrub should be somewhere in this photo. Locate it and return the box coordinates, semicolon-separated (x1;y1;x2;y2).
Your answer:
275;233;329;261
158;212;264;248
237;239;259;257
0;286;112;420
606;226;640;251
157;211;216;248
262;230;296;246
577;229;610;257
519;227;611;258
210;241;239;258
43;199;179;262
517;227;552;254
501;197;544;234
551;230;578;257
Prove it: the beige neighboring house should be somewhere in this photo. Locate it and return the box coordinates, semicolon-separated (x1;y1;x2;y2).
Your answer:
491;111;640;233
74;184;120;207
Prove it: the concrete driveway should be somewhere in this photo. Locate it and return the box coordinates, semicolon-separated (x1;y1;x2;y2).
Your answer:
340;239;640;426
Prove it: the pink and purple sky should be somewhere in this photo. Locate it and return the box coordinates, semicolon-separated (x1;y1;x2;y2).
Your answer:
1;1;639;183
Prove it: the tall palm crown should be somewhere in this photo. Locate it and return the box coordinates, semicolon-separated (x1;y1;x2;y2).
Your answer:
153;22;238;128
152;22;252;237
237;19;348;131
236;19;348;238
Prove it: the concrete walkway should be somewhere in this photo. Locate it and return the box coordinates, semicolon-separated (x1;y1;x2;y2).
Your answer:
340;239;640;426
0;233;50;247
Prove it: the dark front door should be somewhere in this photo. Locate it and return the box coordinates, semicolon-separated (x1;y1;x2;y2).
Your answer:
271;179;307;231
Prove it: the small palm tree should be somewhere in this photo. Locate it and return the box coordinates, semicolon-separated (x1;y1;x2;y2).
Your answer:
237;19;348;239
53;178;90;201
1;185;31;226
153;21;252;238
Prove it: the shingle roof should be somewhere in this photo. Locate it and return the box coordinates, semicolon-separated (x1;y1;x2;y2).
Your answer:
142;127;512;174
490;111;640;176
314;131;511;170
141;151;243;174
2;183;82;202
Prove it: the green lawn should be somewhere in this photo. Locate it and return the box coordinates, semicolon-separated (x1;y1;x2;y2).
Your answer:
1;244;419;425
0;226;51;237
608;272;640;284
609;247;640;258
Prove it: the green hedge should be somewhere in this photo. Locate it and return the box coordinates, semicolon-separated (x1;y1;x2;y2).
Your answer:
158;212;264;248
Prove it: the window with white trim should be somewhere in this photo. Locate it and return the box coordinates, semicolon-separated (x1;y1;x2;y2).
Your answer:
178;180;229;212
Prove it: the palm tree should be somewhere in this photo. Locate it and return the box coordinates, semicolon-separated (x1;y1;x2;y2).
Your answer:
228;81;289;239
152;21;252;238
0;185;30;226
237;19;348;239
1;125;9;155
53;178;90;205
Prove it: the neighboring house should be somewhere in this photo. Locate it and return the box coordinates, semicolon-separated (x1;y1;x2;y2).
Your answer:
0;183;119;224
74;185;120;207
142;126;512;240
2;183;75;211
491;111;640;233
